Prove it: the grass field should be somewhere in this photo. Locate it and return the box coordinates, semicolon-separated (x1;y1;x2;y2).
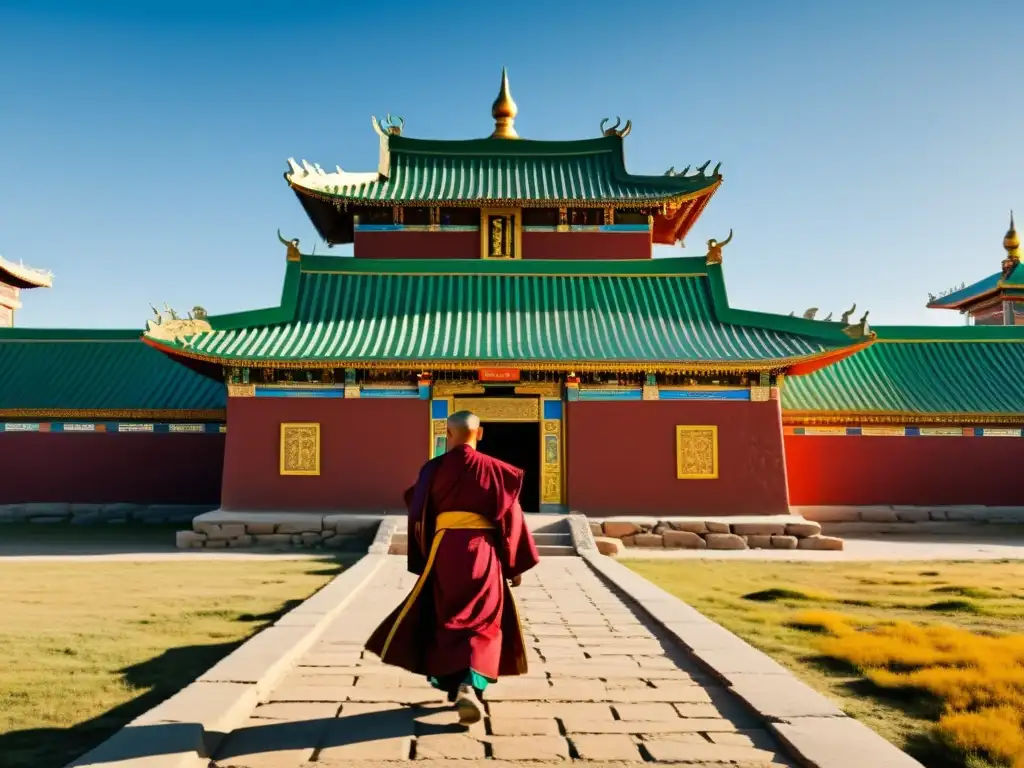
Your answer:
0;556;351;768
627;559;1024;768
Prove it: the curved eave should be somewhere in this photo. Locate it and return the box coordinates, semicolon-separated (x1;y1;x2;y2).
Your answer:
0;259;52;289
782;409;1024;426
141;334;846;375
286;175;721;209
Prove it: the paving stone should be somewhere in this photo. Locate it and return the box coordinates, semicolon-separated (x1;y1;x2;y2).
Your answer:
704;521;731;533
634;533;665;547
731;522;787;536
643;738;780;763
772;716;923;767
213;719;324;767
316;704;414;760
487;717;561;736
745;534;774;549
569;734;643;761
674;703;725;718
707;729;777;748
594;536;624;556
603;521;642;538
771;535;799;549
414;732;486;759
250;701;340;721
729;675;844;719
562;716;735;735
488;701;614;720
487;735;571;761
667;520;709;534
613;702;680;720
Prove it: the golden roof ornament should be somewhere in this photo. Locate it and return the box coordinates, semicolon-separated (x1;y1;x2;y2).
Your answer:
277;230;301;262
705;230;733;265
1003;210;1020;261
490;67;519;139
600;117;632;138
372;114;404;137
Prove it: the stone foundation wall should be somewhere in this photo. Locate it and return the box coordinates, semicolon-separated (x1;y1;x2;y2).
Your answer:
793;506;1024;535
589;518;843;555
0;503;214;525
175;511;386;550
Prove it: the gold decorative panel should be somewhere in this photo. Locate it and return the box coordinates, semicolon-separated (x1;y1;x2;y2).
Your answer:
452;397;538;422
541;418;562;505
280;422;321;476
675;425;718;480
431;419;448;458
227;384;255;398
480;208;522;259
750;386;770;402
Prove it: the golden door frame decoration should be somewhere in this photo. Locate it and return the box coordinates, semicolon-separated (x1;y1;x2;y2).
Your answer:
675;425;718;480
280;422;321;476
480;208;522;259
429;394;564;509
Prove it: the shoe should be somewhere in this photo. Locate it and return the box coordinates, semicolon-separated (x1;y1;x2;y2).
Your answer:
455;684;482;725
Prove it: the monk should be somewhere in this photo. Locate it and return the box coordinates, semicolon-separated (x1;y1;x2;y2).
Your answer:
365;410;540;724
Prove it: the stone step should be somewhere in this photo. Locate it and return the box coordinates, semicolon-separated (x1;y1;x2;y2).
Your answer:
537;544;576;557
533;532;572;545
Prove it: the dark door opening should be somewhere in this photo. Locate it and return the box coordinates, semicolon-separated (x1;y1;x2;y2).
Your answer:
478;421;541;512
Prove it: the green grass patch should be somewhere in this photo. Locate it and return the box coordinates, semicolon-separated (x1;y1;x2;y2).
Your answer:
0;556;355;768
626;559;1024;768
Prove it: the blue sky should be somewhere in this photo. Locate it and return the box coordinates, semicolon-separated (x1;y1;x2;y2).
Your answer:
1;0;1020;328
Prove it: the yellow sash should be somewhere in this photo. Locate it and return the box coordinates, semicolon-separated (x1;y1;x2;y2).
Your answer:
380;511;495;659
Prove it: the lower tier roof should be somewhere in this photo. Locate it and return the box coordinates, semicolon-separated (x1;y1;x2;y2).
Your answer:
781;326;1024;420
144;256;860;372
0;329;225;417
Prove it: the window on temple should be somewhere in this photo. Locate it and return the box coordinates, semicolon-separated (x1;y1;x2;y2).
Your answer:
355;207;392;225
522;208;559;227
613;210;650;226
404;207;431;226
567;208;604;226
440;207;480;226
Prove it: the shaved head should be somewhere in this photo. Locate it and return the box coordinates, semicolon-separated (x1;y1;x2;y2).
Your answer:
447;410;483;450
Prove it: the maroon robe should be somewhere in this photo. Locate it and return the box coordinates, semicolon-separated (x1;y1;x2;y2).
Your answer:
365;444;540;681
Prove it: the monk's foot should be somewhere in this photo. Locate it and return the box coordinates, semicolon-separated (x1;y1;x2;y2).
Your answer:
455;685;482;725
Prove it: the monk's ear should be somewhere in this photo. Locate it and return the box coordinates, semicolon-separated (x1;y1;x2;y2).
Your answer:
476;426;485;442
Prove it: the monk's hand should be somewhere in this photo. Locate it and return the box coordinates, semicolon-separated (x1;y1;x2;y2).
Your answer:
509;574;522;588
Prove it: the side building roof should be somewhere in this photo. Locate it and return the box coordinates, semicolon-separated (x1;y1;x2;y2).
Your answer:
781;325;1024;423
143;255;870;375
0;328;225;420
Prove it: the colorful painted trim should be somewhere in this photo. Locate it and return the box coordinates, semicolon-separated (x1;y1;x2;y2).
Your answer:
0;422;226;433
251;385;424;399
785;426;1022;437
658;388;750;401
353;224;651;233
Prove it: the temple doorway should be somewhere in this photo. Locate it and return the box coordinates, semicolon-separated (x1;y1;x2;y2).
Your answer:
478;420;541;512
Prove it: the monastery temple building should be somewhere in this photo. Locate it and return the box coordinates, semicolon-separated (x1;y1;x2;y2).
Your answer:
3;72;1024;518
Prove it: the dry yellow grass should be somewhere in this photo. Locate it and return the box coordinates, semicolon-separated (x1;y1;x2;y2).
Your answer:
627;559;1024;768
0;557;348;768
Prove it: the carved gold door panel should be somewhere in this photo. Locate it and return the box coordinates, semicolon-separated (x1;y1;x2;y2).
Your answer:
480;208;522;259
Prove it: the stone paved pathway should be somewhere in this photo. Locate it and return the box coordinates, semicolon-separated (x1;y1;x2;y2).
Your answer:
211;557;793;766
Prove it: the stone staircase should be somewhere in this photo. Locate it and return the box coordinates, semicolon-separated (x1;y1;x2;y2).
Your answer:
387;515;576;557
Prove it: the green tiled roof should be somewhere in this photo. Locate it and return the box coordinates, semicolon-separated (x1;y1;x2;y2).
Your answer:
286;135;720;206
145;256;858;371
926;262;1024;310
0;329;225;416
782;326;1024;415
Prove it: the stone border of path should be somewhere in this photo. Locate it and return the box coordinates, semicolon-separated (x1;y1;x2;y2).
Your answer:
569;526;925;767
66;550;389;768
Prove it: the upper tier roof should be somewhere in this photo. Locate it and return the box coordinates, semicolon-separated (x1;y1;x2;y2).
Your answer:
285;134;721;208
142;255;867;374
782;325;1024;420
928;212;1023;310
0;255;52;289
0;328;225;417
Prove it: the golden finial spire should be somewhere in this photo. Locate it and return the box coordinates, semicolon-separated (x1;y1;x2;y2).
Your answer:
490;67;519;139
1004;210;1020;261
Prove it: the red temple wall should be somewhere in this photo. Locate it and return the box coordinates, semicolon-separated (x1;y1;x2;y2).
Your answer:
221;397;428;511
0;433;224;504
784;435;1024;506
566;400;789;516
354;231;478;259
522;232;651;260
